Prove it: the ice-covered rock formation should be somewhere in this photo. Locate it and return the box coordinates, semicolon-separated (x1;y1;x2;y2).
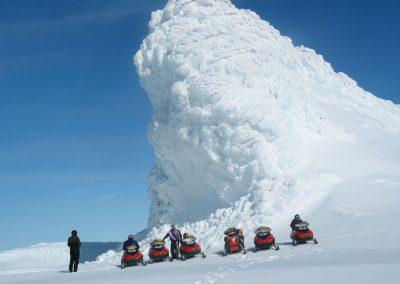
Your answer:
134;0;400;249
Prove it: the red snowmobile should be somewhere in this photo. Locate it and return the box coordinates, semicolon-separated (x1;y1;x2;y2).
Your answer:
148;240;172;263
291;222;318;246
253;226;279;251
179;235;206;261
121;244;146;268
222;228;246;256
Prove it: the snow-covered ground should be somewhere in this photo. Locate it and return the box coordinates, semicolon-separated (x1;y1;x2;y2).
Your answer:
2;0;399;282
1;174;399;283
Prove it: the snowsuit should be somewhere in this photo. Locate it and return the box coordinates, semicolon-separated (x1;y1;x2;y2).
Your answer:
163;229;182;259
68;235;81;272
123;239;140;252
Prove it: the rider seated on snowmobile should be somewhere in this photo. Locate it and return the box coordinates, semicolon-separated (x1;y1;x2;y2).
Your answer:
123;235;140;253
224;228;235;251
290;214;303;229
290;214;304;238
224;228;245;251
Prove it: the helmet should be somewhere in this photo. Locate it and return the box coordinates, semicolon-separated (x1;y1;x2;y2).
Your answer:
71;230;77;236
171;225;176;230
128;234;134;240
294;214;300;220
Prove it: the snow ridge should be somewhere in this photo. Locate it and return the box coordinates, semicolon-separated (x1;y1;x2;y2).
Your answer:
134;0;400;250
0;243;68;275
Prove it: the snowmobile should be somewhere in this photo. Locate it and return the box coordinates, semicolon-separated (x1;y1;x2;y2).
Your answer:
253;226;279;251
148;239;172;263
222;228;247;256
291;222;318;246
120;244;146;268
179;235;206;261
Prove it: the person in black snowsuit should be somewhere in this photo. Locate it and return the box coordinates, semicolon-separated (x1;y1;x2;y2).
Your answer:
163;225;182;259
123;235;140;252
290;214;303;230
290;214;303;238
68;230;81;272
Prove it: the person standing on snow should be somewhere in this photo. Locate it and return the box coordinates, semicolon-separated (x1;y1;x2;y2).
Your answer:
123;235;140;252
163;225;182;259
68;230;81;272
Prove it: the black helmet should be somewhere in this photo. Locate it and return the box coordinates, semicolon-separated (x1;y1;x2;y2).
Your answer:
71;230;77;236
294;214;300;220
128;234;134;240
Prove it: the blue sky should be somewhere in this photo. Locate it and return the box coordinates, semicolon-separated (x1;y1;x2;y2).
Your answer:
0;0;398;251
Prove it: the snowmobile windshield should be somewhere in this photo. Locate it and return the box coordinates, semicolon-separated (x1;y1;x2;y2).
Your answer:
125;245;138;253
182;240;196;246
295;222;309;231
255;226;271;234
151;244;165;250
257;231;270;237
